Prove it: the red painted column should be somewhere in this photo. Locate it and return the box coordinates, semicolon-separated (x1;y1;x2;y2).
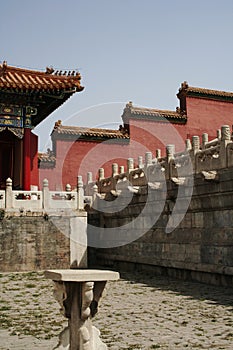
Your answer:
23;128;31;190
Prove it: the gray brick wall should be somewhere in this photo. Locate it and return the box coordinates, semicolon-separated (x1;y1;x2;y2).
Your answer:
89;167;233;282
0;214;71;272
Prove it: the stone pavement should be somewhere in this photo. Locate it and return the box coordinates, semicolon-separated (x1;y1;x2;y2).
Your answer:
0;270;233;349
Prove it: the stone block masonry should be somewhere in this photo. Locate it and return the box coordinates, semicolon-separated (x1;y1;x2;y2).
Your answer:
0;210;87;272
86;125;233;286
0;176;88;272
89;169;233;285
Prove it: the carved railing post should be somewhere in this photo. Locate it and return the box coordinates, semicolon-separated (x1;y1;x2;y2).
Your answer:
127;158;134;173
185;139;192;151
166;144;175;179
221;125;231;143
87;172;93;184
217;129;221;139
98;168;105;181
66;183;71;192
42;178;50;210
202;133;208;149
77;176;84;210
85;172;93;196
45;269;119;350
220;125;231;168
112;163;118;177
92;184;98;200
138;156;143;169
5;178;13;209
156;149;161;159
192;136;200;173
145;152;153;167
119;165;125;174
192;136;200;154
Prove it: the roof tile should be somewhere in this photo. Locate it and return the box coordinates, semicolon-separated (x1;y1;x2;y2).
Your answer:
52;121;129;140
177;81;233;100
0;61;83;93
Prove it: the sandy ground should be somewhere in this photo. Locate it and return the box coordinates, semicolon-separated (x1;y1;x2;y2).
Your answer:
0;270;233;349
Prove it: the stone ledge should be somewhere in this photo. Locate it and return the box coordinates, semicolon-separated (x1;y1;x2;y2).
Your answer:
45;269;120;282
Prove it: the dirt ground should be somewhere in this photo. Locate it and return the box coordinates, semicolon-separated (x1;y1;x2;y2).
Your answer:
0;270;233;349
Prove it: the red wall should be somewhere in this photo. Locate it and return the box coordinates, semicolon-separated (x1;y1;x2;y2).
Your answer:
185;97;233;140
128;120;187;156
39;139;130;190
38;97;233;190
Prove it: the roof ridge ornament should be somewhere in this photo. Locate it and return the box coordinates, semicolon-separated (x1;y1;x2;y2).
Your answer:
126;101;133;108
54;120;62;128
45;66;54;74
180;81;189;91
0;60;7;77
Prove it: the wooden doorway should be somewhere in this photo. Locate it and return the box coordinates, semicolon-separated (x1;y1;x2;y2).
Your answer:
0;130;23;189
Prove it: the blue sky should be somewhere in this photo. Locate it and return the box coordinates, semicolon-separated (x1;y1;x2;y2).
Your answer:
1;0;233;150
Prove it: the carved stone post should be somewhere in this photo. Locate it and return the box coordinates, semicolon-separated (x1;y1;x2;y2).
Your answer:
98;168;105;181
77;176;84;210
220;125;231;168
87;172;93;184
202;133;208;149
221;125;231;143
156;149;161;159
119;166;125;174
192;136;200;173
145;152;152;167
42;178;50;210
112;163;118;177
138;156;143;169
185;139;192;151
45;269;119;350
66;184;72;192
127;158;134;173
92;184;98;199
166;144;175;179
166;144;175;162
192;136;200;154
5;178;13;209
85;172;93;196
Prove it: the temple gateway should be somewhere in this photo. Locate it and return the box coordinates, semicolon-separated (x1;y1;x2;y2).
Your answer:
0;61;83;190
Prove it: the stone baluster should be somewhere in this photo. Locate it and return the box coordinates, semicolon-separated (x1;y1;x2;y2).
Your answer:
220;125;231;168
185;139;192;151
192;136;200;173
156;149;161;159
87;172;93;184
221;125;231;142
5;178;13;209
127;158;134;173
92;184;98;200
119;166;125;174
166;144;175;162
112;163;118;177
166;144;175;179
138;156;143;169
85;172;93;196
42;178;50;210
192;136;200;154
145;152;153;167
77;176;84;210
98;168;105;181
217;129;221;139
66;184;71;192
202;133;208;149
45;269;119;350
